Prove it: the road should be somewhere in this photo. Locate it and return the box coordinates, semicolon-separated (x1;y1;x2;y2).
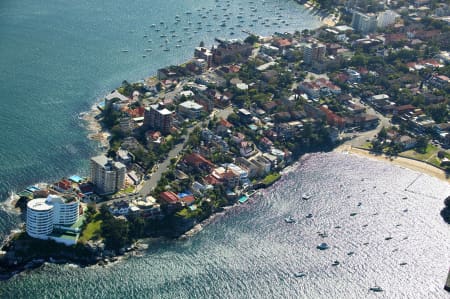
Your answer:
138;106;234;196
342;98;391;148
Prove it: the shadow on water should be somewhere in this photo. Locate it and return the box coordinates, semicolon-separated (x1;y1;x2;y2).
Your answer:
441;196;450;224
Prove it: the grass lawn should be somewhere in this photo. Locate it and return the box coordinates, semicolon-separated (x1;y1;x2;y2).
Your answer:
262;173;281;185
176;207;202;219
79;218;102;243
118;185;135;195
359;141;372;150
400;144;440;162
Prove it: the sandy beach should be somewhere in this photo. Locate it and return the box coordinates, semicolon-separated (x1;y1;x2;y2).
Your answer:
335;144;450;182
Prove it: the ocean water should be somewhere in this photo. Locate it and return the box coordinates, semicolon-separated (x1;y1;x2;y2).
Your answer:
3;1;450;298
0;0;321;237
2;152;450;298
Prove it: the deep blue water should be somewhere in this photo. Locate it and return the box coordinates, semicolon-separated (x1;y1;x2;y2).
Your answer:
0;0;321;237
2;1;450;298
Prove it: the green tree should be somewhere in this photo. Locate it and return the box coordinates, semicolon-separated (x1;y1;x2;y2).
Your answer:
415;136;429;154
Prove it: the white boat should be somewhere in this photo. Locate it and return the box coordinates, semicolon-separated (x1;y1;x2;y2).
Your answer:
120;49;129;52
316;243;329;250
284;216;295;223
331;260;340;266
293;272;306;278
302;193;311;200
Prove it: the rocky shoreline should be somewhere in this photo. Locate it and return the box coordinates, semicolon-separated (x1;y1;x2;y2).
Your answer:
0;233;146;281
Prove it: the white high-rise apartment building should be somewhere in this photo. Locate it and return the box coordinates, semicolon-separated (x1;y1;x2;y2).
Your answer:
377;10;399;28
351;11;378;34
90;155;126;195
26;195;79;240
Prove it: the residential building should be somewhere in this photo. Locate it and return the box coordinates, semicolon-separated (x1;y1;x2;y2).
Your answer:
351;11;377;34
377;10;399;28
211;38;252;65
178;100;204;119
144;103;174;134
26;195;80;245
194;47;213;67
119;116;133;134
90;155;126;195
303;43;326;65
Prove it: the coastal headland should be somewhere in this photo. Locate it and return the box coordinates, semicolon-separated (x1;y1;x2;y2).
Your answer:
2;0;450;285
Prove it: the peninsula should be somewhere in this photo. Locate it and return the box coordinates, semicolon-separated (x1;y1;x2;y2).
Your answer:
1;0;450;281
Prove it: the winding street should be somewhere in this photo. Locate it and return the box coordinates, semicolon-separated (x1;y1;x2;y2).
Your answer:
138;106;233;196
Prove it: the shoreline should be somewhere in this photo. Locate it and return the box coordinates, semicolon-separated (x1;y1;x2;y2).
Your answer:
334;144;449;182
80;101;110;151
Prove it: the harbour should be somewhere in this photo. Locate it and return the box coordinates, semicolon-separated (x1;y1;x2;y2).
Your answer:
1;0;450;297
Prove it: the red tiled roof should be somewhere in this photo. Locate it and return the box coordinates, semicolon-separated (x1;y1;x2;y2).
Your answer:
184;153;214;168
181;195;195;205
159;191;179;204
219;118;233;128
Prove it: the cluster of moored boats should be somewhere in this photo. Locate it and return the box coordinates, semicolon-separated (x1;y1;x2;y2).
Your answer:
285;189;415;293
119;0;298;57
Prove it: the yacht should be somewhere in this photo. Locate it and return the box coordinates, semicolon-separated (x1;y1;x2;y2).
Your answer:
331;260;340;266
293;272;307;278
306;213;313;219
350;212;357;216
316;243;329;250
347;251;355;256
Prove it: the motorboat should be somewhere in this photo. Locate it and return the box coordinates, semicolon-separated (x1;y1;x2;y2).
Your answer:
293;272;307;278
284;216;295;223
306;213;313;219
369;286;383;292
331;260;340;266
302;193;311;200
316;243;329;250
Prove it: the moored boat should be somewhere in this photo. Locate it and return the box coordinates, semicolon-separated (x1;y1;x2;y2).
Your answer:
316;242;329;250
